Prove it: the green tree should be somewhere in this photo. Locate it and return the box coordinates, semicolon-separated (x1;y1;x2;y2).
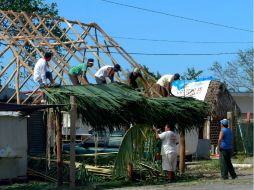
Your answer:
181;67;203;80
0;0;69;81
0;0;58;16
210;49;253;92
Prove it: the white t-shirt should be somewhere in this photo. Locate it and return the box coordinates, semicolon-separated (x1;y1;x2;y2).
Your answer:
159;131;177;155
94;65;113;80
156;74;174;87
33;58;48;84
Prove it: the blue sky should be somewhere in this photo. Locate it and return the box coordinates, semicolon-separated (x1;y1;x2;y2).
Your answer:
49;0;253;77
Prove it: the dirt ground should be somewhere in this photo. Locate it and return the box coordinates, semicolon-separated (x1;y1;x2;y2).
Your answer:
108;160;254;190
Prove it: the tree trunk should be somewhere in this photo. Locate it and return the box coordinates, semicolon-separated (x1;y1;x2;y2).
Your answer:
179;129;186;175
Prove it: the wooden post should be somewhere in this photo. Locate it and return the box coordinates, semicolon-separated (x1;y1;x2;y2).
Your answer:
227;112;236;153
56;110;63;186
179;129;186;175
15;58;20;104
70;96;77;188
47;109;53;168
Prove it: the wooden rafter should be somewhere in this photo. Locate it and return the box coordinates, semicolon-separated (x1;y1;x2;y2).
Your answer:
0;10;159;104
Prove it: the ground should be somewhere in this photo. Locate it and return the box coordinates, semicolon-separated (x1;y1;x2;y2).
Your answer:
0;157;253;190
109;168;253;190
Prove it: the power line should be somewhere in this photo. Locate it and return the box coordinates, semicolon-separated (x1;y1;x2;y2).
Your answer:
109;36;253;44
87;50;244;56
98;0;253;33
0;40;250;56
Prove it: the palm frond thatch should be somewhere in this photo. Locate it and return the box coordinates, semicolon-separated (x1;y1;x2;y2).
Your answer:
43;83;209;131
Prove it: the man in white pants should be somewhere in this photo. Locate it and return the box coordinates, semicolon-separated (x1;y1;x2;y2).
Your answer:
153;124;178;182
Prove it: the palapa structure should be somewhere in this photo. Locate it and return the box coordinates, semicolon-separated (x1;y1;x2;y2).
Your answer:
0;10;157;104
204;80;241;145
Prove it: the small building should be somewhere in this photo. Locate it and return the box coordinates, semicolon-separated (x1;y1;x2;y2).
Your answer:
203;81;241;145
231;92;253;119
0;112;27;181
0;103;63;181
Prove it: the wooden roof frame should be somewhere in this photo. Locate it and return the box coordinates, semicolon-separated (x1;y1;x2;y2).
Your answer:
0;10;158;104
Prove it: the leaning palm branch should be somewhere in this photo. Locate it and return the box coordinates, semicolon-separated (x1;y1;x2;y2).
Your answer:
113;124;156;177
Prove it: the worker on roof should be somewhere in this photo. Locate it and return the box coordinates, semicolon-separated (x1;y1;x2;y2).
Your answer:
156;73;180;97
33;52;55;87
68;58;94;85
94;64;121;84
128;67;148;89
33;52;57;103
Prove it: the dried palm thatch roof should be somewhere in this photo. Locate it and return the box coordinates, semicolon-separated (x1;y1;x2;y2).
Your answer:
204;80;241;120
43;83;209;131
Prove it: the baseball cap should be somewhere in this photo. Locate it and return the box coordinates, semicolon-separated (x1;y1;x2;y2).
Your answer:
220;119;228;126
88;58;94;63
174;73;180;80
114;64;121;71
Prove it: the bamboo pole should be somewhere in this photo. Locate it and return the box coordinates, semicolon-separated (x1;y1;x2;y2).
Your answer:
94;28;101;69
55;110;63;186
15;58;20;104
179;129;186;175
70;96;77;188
47;109;53;169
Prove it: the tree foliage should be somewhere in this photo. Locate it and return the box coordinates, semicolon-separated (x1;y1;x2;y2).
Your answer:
181;67;203;80
0;0;58;16
210;49;253;92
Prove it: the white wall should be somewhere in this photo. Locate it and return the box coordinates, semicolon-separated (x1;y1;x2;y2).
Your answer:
0;112;27;180
233;96;253;113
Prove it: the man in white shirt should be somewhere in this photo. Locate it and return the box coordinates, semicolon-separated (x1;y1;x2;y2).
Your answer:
94;64;121;84
156;73;180;97
33;52;55;87
153;124;178;182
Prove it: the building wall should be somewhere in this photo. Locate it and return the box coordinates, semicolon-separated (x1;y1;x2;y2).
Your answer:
0;112;27;180
231;93;253;118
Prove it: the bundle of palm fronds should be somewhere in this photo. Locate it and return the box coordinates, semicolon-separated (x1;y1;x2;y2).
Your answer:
43;83;209;131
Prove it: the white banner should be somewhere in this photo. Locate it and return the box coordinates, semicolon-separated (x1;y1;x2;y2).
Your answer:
172;79;212;101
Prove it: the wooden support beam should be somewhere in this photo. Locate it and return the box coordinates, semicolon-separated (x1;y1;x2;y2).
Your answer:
15;58;20;104
70;96;77;188
55;110;63;187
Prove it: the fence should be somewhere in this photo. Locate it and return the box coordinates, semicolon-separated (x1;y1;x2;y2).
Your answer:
235;120;253;154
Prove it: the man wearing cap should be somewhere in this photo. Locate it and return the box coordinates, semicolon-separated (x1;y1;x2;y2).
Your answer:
128;67;147;89
68;58;94;85
156;73;180;97
95;64;121;84
217;119;237;180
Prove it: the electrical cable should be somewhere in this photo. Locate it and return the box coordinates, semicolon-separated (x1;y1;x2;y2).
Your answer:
98;0;253;33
